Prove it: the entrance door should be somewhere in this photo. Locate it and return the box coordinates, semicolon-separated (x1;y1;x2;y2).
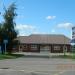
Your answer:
40;45;51;53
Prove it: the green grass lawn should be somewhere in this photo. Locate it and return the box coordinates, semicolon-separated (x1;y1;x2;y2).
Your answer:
50;55;72;59
0;54;24;60
50;53;75;59
0;52;75;60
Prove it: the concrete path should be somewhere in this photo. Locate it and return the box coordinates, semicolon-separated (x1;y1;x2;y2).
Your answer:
14;52;70;58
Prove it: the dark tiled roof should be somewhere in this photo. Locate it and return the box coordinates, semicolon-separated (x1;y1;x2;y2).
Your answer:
17;34;71;44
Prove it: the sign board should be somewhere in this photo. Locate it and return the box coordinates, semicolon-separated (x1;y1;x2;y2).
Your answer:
3;39;8;53
3;40;8;44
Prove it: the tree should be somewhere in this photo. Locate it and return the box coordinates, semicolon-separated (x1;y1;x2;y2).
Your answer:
0;23;7;54
0;24;3;54
3;3;17;54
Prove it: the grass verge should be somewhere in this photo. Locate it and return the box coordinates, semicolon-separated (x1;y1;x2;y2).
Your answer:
0;54;24;60
50;55;72;59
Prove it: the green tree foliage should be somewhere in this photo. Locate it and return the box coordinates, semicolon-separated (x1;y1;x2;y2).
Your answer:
2;3;18;54
0;23;5;54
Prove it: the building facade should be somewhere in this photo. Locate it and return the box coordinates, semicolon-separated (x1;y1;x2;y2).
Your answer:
14;34;71;53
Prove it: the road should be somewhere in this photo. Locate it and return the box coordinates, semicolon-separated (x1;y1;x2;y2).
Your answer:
0;54;75;75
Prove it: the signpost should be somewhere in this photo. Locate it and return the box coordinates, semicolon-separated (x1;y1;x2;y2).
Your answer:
72;26;75;39
3;39;8;53
71;26;75;53
71;26;75;56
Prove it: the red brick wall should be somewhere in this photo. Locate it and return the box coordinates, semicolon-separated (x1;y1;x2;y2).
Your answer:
15;44;71;53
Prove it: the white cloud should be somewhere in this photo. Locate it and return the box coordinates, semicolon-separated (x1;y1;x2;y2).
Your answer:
32;31;40;34
16;24;35;30
32;31;48;34
57;22;74;29
15;24;36;36
46;16;56;20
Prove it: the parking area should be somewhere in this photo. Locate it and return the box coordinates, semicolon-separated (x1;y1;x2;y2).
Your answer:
0;53;75;75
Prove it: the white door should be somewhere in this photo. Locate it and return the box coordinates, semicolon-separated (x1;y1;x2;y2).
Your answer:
40;45;51;53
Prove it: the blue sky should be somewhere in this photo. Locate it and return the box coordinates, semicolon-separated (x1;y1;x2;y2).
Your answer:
0;0;75;38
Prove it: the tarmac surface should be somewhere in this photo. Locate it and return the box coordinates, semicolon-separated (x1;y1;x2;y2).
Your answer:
0;52;75;75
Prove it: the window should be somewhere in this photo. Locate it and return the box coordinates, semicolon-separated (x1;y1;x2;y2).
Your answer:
54;46;60;50
31;45;37;50
31;45;37;48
